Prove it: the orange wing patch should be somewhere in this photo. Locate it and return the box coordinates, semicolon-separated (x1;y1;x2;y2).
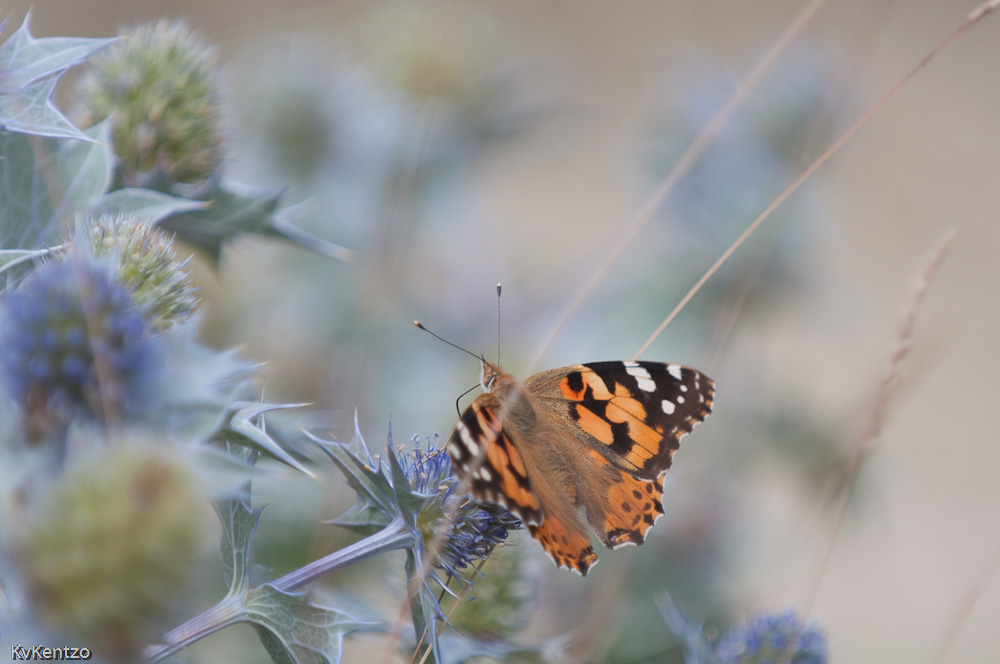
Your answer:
604;395;663;460
607;394;647;421
449;398;543;524
557;368;668;470
528;518;598;575
486;434;541;518
582;450;665;549
573;404;613;444
559;370;613;400
571;395;664;469
559;372;663;468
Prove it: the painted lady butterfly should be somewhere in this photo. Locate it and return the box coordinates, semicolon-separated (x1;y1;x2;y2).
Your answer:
447;357;714;575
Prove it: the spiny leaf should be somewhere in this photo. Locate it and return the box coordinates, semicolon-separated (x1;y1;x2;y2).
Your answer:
88;187;209;224
0;12;115;140
0;76;86;140
146;319;258;441
156;180;352;264
271;206;354;261
305;418;437;536
385;437;427;529
58;118;114;212
226;401;315;478
0;120;112;249
245;585;367;664
0;246;62;288
215;495;265;596
407;549;445;664
306;426;398;533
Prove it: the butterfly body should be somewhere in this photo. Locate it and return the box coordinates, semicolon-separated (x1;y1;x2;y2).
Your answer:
447;358;714;575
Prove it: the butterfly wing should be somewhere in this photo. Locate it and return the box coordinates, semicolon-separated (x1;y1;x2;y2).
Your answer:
446;392;543;526
525;361;715;481
447;390;599;574
446;360;712;575
575;447;667;549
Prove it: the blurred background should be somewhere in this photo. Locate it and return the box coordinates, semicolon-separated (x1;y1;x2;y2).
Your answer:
6;0;999;661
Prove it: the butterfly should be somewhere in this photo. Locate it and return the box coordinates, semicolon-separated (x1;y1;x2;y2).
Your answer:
446;358;714;575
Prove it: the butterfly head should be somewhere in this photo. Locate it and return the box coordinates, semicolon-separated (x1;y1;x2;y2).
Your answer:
479;358;510;394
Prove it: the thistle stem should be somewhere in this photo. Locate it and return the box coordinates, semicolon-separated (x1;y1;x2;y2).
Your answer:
144;517;413;662
271;515;413;592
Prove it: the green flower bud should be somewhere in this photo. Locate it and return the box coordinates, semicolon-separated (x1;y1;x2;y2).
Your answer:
378;32;467;100
370;21;523;143
16;444;210;661
76;20;222;189
446;547;531;641
84;213;198;331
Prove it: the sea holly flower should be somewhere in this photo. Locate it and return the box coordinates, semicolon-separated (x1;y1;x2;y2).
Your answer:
714;610;828;664
310;423;521;662
659;596;828;664
400;434;520;578
318;426;520;579
0;243;160;442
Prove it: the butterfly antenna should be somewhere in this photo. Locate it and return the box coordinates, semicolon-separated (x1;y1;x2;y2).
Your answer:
413;321;483;362
496;282;502;365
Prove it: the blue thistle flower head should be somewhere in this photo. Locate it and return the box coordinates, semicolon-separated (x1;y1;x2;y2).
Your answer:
0;246;162;441
401;435;521;577
714;609;828;664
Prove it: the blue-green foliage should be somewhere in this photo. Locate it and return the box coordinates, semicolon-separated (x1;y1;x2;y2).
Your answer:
0;12;539;664
0;11;114;141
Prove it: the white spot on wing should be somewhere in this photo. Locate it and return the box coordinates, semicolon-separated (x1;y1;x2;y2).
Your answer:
661;399;676;415
456;421;480;453
626;364;656;392
676;395;685;404
667;364;683;380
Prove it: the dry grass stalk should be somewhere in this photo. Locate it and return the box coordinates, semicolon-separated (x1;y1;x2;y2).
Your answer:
805;225;959;611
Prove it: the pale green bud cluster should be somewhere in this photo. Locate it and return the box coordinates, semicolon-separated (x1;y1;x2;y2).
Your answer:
15;444;209;661
84;213;198;331
76;20;222;188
